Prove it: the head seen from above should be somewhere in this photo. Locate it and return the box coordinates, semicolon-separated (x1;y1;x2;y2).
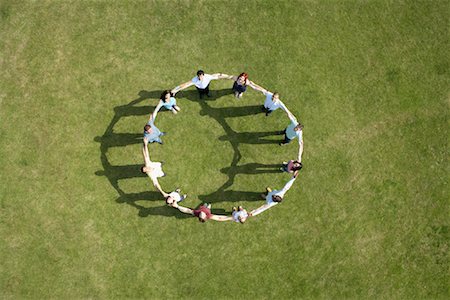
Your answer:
272;195;283;203
196;70;205;80
160;90;171;102
140;166;149;174
144;124;152;133
198;211;207;222
294;123;304;132
238;72;248;84
272;92;279;101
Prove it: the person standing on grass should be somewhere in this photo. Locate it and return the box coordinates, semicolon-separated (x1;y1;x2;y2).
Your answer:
281;160;302;178
172;202;232;222
280;112;304;162
231;72;251;99
141;139;166;195
232;206;249;223
249;176;297;216
152;90;181;120
143;113;165;145
164;188;188;207
249;81;291;116
171;70;232;99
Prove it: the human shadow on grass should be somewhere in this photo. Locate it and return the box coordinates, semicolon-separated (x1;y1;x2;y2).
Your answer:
94;90;185;218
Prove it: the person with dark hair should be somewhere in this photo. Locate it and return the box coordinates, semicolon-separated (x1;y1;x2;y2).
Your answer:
141;139;165;195
280;112;304;163
171;70;232;99
249;176;297;216
164;188;188;207
143;114;165;145
172;202;232;222
152;90;181;119
249;81;291;116
231;72;250;99
232;206;249;223
281;160;302;178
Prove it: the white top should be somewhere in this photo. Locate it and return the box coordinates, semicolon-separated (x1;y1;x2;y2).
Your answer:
263;92;287;112
251;177;297;216
232;210;249;222
168;191;182;202
192;74;216;89
146;162;164;184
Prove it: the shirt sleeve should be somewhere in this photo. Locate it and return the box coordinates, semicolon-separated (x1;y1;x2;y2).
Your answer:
250;202;278;216
276;177;297;198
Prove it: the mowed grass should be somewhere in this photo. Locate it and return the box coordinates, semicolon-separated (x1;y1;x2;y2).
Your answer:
0;0;448;298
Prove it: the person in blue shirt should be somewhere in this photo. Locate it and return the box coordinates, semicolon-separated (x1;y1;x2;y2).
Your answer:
249;176;297;216
152;90;180;120
143;114;165;145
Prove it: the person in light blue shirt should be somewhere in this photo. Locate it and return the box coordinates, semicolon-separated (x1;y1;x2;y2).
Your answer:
249;176;297;216
143;114;164;144
280;112;304;163
152;90;181;120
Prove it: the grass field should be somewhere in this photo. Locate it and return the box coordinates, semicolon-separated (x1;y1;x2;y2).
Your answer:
1;0;448;298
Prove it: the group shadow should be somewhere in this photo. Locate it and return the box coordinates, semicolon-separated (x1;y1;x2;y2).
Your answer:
95;88;287;217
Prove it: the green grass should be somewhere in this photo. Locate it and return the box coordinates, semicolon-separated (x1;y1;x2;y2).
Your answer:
0;0;448;298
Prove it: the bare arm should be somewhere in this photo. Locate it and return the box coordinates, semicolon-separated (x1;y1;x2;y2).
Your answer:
211;73;234;80
151;177;168;197
248;81;269;94
142;141;151;166
297;139;304;163
151;100;164;121
171;80;194;95
249;203;277;217
210;214;233;222
173;203;194;215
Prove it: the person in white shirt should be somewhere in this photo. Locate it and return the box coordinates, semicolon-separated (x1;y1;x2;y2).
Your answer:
164;188;188;207
250;81;291;116
232;206;249;223
171;70;232;99
280;111;304;163
249;176;297;216
140;139;166;195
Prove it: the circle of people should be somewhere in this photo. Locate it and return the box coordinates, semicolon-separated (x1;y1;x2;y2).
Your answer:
141;70;304;223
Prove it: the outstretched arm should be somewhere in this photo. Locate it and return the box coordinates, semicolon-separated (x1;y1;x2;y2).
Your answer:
249;202;277;217
297;140;304;163
152;177;168;197
211;73;234;80
151;100;164;121
142;141;151;166
248;81;269;94
210;214;233;222
171;80;194;95
172;203;194;215
277;176;297;198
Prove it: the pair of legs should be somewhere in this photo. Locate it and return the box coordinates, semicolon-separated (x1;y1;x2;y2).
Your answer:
196;85;210;99
167;105;181;114
279;133;293;145
232;82;247;99
261;106;274;116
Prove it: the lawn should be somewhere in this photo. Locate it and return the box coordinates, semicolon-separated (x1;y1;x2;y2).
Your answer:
0;0;448;298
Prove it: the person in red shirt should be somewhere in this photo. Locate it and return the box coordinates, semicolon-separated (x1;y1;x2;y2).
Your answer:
173;202;231;222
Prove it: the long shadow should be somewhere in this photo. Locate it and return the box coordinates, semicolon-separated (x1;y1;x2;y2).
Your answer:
220;163;282;175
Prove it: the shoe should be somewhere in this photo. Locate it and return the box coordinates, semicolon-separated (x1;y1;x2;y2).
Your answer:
181;194;187;201
175;188;181;193
279;142;287;146
160;132;167;136
280;167;284;171
282;161;287;165
266;187;272;193
260;193;267;199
